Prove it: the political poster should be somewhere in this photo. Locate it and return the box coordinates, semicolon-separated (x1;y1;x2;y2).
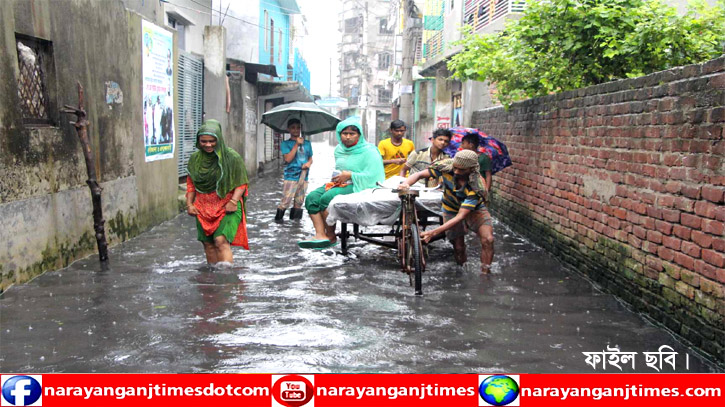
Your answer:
142;20;175;162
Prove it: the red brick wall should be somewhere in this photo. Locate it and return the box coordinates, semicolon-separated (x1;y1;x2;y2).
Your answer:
472;56;724;362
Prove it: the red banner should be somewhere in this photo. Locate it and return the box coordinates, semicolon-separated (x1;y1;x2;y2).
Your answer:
1;373;722;407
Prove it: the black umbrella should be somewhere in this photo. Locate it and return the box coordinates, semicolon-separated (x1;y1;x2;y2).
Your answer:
261;101;341;135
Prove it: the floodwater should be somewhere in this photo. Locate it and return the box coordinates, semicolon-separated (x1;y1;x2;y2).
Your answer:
0;141;721;373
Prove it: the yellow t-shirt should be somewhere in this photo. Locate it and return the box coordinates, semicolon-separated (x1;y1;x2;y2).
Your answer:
378;138;415;179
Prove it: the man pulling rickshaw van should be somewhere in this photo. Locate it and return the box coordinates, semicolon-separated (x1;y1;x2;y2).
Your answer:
398;150;494;273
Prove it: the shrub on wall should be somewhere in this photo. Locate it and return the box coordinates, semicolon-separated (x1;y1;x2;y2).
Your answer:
448;0;725;107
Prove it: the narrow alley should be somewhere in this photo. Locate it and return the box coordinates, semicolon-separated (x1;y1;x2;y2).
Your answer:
1;142;719;373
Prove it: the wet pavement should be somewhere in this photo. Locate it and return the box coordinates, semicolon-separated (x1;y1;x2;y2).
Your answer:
0;141;721;373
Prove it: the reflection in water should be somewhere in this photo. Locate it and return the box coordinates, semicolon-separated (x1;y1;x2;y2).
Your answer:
192;267;248;363
0;141;721;373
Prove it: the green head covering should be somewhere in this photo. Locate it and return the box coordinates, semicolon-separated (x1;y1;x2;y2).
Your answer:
187;119;249;198
334;117;385;192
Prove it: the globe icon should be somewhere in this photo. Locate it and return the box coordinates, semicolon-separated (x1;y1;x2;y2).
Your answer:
479;375;519;406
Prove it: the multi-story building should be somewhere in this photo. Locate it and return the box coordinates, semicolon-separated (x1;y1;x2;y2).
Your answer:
338;0;396;145
215;0;312;166
413;0;527;141
411;0;715;138
290;12;311;91
218;0;309;88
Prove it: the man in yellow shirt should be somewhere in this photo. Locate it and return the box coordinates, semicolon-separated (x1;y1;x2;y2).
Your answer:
378;120;415;179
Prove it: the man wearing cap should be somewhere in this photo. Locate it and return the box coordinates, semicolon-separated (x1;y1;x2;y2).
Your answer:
399;150;494;273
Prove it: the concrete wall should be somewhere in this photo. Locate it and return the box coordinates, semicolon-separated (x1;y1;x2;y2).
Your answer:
443;0;463;46
119;0;164;24
462;80;496;126
227;61;260;179
203;25;228;135
163;0;212;55
0;0;178;291
433;66;453;131
221;1;260;63
242;77;259;179
471;57;725;361
413;79;436;148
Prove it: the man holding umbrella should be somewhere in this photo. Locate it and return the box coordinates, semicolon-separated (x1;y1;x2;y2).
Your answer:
261;102;340;222
276;118;313;221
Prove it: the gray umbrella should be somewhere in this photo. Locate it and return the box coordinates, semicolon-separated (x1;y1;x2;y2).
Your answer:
261;101;341;135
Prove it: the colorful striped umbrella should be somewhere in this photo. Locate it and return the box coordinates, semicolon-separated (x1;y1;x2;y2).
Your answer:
443;127;512;175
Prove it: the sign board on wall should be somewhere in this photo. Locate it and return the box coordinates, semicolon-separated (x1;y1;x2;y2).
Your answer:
142;20;175;162
436;116;450;129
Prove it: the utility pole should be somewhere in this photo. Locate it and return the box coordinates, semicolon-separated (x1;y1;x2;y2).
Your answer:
400;0;414;126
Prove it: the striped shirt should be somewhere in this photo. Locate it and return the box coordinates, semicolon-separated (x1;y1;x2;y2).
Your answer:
429;168;484;215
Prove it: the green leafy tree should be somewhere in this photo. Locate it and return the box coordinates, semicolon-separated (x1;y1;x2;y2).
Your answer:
448;0;725;107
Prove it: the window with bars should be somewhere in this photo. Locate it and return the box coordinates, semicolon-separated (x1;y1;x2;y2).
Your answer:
377;87;391;104
378;53;392;70
379;18;393;34
167;15;186;51
343;52;357;70
344;17;360;34
270;18;275;64
16;34;54;125
264;11;269;50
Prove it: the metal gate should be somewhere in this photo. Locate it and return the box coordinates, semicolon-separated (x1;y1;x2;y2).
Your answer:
263;100;281;162
177;51;204;177
264;126;273;162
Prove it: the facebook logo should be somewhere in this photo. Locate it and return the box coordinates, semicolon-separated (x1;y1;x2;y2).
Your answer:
1;375;42;406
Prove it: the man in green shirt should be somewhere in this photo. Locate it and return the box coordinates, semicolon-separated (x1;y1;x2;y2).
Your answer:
460;133;492;192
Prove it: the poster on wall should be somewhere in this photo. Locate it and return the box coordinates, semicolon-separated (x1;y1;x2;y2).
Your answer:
142;20;175;162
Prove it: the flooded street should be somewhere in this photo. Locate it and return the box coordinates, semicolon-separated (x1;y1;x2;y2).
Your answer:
0;141;721;373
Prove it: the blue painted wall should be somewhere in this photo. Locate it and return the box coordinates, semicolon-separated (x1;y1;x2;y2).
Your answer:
258;0;291;81
293;48;310;92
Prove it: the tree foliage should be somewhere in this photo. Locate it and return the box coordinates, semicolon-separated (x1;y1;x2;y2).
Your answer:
448;0;725;107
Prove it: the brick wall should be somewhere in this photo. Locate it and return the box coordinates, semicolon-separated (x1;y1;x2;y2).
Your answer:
472;56;724;362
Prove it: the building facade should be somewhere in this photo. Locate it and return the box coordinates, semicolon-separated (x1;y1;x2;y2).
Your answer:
214;0;313;168
0;0;317;291
413;0;526;142
412;0;718;138
1;0;182;291
338;0;396;145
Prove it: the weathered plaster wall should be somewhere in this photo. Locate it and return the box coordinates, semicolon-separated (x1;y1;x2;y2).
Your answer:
472;57;725;361
434;66;453;133
242;77;259;179
227;62;260;179
0;0;178;291
462;80;495;126
413;79;436;148
223;0;260;63
203;25;228;135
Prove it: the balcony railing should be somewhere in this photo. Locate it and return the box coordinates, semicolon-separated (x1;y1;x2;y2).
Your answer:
423;31;444;61
464;0;526;32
